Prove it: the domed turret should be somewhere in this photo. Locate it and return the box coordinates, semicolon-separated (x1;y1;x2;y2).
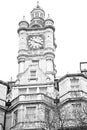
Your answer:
19;16;29;28
45;14;54;26
30;1;45;28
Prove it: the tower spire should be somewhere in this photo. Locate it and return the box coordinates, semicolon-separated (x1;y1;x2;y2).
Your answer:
47;14;50;19
37;1;39;8
30;1;45;28
22;15;25;21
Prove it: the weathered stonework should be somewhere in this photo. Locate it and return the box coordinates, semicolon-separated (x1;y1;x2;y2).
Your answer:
0;3;87;130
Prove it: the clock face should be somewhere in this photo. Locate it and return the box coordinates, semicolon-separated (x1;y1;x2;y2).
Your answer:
27;35;44;50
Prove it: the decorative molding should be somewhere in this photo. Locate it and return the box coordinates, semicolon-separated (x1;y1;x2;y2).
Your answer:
15;82;54;87
58;73;87;83
7;93;54;111
17;25;55;34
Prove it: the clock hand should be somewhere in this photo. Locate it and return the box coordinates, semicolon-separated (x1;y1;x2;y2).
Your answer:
33;40;42;45
29;39;38;44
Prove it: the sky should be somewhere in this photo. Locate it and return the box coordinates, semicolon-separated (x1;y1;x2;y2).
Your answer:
0;0;87;81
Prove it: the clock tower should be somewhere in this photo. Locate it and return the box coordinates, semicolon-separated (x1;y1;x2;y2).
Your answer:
17;3;57;88
5;3;58;130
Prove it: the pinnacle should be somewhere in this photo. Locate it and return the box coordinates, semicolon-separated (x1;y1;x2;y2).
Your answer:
37;1;40;8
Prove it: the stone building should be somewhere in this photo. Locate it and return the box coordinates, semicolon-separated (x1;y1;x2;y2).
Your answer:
0;81;8;130
55;63;87;130
3;3;57;130
0;2;87;130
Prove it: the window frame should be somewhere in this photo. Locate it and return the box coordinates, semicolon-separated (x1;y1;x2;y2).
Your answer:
26;106;36;121
13;109;18;126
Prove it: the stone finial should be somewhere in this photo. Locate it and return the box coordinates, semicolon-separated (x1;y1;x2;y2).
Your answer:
47;14;52;20
10;77;13;82
37;1;39;8
22;15;26;21
47;14;50;18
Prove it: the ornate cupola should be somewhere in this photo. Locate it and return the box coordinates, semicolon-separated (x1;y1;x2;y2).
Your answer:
30;1;45;28
45;14;54;26
19;16;29;29
18;16;29;34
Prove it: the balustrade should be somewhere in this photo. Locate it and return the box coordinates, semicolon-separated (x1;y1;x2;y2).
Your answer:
60;90;87;103
11;93;53;106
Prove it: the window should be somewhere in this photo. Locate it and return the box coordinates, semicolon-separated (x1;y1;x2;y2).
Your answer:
40;13;44;18
26;107;36;121
29;87;37;94
13;110;18;125
70;77;79;83
70;77;79;89
70;91;81;97
35;12;39;17
30;70;37;80
80;62;87;72
31;13;34;18
72;103;82;111
30;70;36;77
45;108;50;123
32;60;39;66
32;60;39;63
19;88;26;95
71;85;79;88
72;103;81;107
39;87;47;94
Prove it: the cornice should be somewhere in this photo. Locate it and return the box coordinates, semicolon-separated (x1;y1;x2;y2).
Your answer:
7;100;52;111
57;73;87;83
15;82;54;87
17;25;55;34
59;97;87;108
17;51;55;60
59;90;87;99
7;93;54;111
58;90;87;107
17;54;28;60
